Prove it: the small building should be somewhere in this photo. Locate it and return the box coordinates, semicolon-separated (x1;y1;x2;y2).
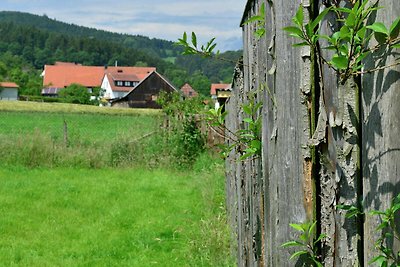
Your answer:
210;83;231;109
0;82;19;101
111;71;178;109
180;83;199;99
101;67;156;100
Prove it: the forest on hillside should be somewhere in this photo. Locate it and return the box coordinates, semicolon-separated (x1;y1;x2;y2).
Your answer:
0;11;242;97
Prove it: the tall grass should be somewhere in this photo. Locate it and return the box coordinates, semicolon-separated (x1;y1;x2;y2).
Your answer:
0;161;235;266
0;111;164;168
0;100;161;116
0;106;235;266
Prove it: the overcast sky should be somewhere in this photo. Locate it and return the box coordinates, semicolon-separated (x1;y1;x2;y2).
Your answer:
1;0;246;51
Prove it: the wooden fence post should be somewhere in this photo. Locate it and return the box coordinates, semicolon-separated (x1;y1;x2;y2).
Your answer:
362;0;400;264
227;0;399;266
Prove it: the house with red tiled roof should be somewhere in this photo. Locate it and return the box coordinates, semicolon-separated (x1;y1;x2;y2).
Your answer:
180;83;198;99
41;63;105;96
101;66;156;100
41;62;156;100
0;82;19;101
210;83;231;109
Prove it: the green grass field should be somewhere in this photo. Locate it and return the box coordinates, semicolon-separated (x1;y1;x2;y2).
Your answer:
0;102;234;266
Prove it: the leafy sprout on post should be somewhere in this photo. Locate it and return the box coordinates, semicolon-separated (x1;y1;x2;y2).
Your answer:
281;221;326;267
242;2;266;39
283;0;400;83
176;32;219;58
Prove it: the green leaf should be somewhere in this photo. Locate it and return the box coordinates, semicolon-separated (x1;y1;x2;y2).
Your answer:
308;221;317;236
392;202;400;212
243;3;265;25
289;223;305;232
254;101;263;111
389;18;400;39
375;31;389;44
370;210;386;216
357;27;366;39
367;22;389;35
255;28;266;38
334;7;352;13
310;8;331;31
289;250;308;260
339;25;351;41
243;118;253;123
240;152;253;160
312;258;324;267
183;32;187;42
281;240;304;248
376;221;389;231
260;2;265;17
368;255;386;265
331;55;349;70
293;5;304;27
293;42;309;47
208;43;217;54
242;105;252;115
191;32;197;48
250;140;261;151
345;13;356;27
315;233;327;243
283;26;304;39
244;15;264;25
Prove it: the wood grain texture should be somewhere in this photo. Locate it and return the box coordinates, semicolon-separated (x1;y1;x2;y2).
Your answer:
227;0;399;266
362;0;400;264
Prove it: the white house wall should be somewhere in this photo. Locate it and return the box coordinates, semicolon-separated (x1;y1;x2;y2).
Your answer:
101;76;114;99
101;75;129;100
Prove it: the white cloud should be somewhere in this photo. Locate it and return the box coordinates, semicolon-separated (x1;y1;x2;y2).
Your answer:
0;0;245;50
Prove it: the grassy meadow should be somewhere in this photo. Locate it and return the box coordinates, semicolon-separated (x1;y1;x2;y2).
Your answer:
0;101;234;266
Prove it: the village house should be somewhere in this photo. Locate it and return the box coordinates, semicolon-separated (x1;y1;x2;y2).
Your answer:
111;71;178;108
180;83;199;99
0;82;19;101
40;62;176;108
100;66;156;100
210;83;231;109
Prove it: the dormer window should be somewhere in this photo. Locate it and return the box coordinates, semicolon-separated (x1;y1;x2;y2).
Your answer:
116;81;123;86
124;81;131;86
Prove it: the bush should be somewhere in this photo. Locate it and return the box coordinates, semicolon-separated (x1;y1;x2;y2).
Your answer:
58;83;91;104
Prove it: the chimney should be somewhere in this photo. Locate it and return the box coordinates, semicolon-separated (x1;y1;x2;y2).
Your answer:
115;60;118;67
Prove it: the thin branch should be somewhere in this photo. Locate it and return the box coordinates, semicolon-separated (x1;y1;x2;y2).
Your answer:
355;60;400;75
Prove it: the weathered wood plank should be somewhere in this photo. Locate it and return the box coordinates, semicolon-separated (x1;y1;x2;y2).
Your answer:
317;1;362;265
362;0;400;264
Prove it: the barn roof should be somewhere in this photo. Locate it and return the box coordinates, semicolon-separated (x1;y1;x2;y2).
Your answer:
112;71;178;103
240;0;256;26
210;83;231;96
0;82;18;88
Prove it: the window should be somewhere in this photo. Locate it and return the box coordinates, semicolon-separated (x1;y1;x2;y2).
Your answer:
151;95;158;101
124;81;131;87
116;81;123;86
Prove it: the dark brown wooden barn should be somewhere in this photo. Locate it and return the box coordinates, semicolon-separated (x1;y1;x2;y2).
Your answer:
111;71;177;108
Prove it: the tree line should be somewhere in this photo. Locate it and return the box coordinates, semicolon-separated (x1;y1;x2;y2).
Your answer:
0;12;241;97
